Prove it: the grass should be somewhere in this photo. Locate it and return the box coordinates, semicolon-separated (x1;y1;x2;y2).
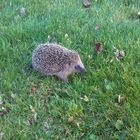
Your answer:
0;0;140;139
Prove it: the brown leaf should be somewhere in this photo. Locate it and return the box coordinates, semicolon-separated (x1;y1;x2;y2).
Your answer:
31;86;37;93
95;42;103;54
68;116;74;124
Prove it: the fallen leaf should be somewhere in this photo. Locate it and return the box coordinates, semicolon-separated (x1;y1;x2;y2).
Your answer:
68;116;74;123
31;86;37;93
95;42;103;54
83;0;91;8
83;95;89;102
95;25;102;30
114;49;125;60
115;120;124;130
19;7;26;16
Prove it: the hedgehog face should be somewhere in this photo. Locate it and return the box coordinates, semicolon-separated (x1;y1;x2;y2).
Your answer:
74;65;86;73
71;53;86;74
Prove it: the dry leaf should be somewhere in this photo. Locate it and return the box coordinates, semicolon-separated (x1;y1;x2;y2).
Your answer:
95;25;102;30
68;116;74;123
115;120;124;130
95;42;103;54
115;49;125;60
31;86;37;93
83;0;91;8
19;7;26;16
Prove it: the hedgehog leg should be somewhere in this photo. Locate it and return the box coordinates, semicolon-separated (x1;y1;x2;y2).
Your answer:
62;77;68;83
56;73;68;82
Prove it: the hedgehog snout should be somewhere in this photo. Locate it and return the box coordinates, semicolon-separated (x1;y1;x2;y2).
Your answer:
74;65;86;74
80;67;86;74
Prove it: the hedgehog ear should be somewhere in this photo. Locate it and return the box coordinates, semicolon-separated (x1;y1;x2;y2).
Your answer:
71;53;79;62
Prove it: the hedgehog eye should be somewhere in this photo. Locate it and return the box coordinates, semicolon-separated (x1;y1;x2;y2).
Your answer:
68;61;71;65
75;65;81;70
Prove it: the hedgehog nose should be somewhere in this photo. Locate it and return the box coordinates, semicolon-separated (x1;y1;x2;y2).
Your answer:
80;68;87;74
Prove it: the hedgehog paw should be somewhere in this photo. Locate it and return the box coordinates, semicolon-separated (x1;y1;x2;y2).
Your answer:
56;74;69;83
59;77;68;83
63;78;69;83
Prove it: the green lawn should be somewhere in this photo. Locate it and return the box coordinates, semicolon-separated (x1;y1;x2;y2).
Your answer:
0;0;140;139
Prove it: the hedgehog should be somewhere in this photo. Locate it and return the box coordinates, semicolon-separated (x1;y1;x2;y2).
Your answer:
31;43;86;82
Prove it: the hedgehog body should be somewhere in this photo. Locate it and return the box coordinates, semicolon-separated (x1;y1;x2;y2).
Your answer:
32;43;86;82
